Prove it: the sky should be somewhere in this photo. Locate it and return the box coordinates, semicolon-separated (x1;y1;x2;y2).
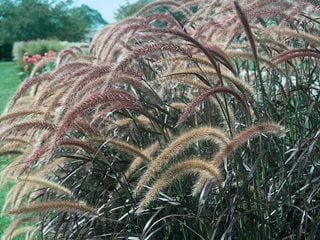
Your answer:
73;0;137;23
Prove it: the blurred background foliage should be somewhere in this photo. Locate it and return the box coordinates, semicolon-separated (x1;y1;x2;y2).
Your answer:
0;0;106;60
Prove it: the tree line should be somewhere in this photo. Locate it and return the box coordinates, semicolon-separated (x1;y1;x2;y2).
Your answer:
0;0;106;60
0;0;154;60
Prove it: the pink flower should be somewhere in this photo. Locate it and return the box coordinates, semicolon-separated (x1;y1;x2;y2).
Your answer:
33;54;42;61
22;55;29;62
47;50;56;57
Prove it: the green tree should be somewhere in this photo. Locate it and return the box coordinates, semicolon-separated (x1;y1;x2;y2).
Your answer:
0;0;106;60
114;0;188;26
114;0;154;21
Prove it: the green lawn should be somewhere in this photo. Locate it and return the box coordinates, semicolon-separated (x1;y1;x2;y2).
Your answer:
0;61;21;113
0;61;22;237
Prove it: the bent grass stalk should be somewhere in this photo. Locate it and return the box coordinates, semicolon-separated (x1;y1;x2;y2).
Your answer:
18;176;72;196
193;122;285;194
176;86;250;126
110;140;153;162
9;200;97;216
0;109;44;123
137;159;221;212
134;127;229;194
116;142;159;190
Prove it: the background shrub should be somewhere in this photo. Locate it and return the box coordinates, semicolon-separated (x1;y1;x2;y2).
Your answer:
12;40;66;61
12;40;85;79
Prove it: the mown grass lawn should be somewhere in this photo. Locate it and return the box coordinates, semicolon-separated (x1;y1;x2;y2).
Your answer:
0;61;21;113
0;61;21;237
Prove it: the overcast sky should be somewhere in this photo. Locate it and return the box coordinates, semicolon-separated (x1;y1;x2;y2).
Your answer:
73;0;137;23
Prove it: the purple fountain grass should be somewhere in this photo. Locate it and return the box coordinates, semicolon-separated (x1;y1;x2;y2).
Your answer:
272;48;320;63
97;13;181;59
261;26;320;46
215;0;234;16
255;37;289;52
56;64;111;122
36;62;93;105
0;109;44;123
3;180;25;210
97;21;149;62
234;1;259;69
176;86;250;126
7;73;53;110
134;127;229;194
159;72;210;90
46;61;92;83
134;0;182;17
108;75;162;104
119;142;159;189
111;42;192;77
89;24;112;53
0;142;27;152
137;159;221;212
140;27;227;78
59;138;97;154
0;149;24;156
212;122;284;167
30;56;56;78
19;144;51;175
74;119;101;136
19;175;73;196
54;89;140;142
245;0;288;11
3;0;319;237
94;14;181;63
189;0;219;23
56;49;79;65
69;45;83;53
284;4;309;26
192;122;285;194
105;115;152;133
1;137;31;145
43;89;65;119
300;0;320;7
247;7;296;28
11;226;38;239
201;43;237;75
91;101;138;126
0;120;56;140
9;200;97;216
193;20;222;39
226;50;281;71
32;157;67;177
144;13;182;29
110;140;153;163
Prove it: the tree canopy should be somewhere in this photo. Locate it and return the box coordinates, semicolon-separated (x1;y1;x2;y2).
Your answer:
0;0;106;45
114;0;154;21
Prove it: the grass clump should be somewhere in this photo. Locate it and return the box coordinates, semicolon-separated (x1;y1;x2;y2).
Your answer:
0;0;319;239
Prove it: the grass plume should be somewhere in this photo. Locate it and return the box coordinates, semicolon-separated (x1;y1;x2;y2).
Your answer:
9;200;97;216
134;127;229;194
176;87;250;126
193;122;285;194
18;176;72;196
110;140;153;162
137;159;221;212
